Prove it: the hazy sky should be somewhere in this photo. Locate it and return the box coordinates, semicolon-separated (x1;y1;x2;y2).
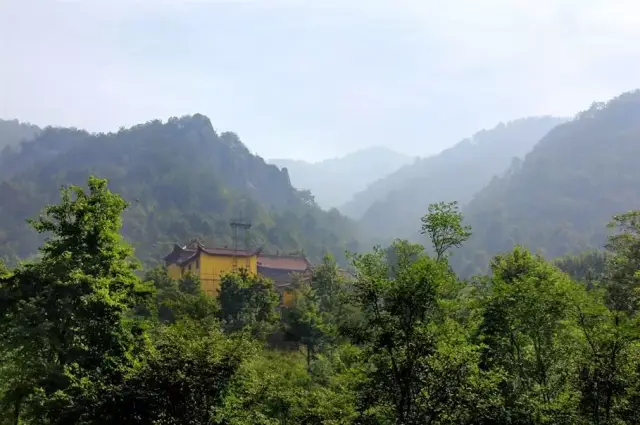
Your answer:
2;0;640;161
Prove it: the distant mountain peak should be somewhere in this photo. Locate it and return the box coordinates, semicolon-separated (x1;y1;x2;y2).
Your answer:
455;89;640;276
272;145;409;166
269;146;414;209
342;115;566;235
0;115;360;267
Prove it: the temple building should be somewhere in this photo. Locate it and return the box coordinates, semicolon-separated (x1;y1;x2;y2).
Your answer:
257;254;313;305
163;239;311;305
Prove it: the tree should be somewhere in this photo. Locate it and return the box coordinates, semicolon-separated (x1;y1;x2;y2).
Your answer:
309;254;344;311
282;255;358;371
141;267;218;324
572;209;640;424
479;246;585;423
573;290;639;425
178;270;202;295
349;240;495;424
554;250;608;289
0;176;153;423
282;281;328;370
605;210;640;314
0;260;9;278
218;269;280;337
216;344;363;425
94;320;249;425
420;201;472;261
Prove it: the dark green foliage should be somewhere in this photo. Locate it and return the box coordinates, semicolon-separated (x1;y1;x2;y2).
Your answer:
218;269;280;336
3;105;640;424
0;259;8;278
0;115;359;267
0;126;85;182
348;240;496;424
3;187;640;423
178;271;203;295
480;247;585;423
141;267;218;324
458;91;640;276
281;281;328;369
555;250;608;288
420;200;472;261
573;293;639;425
92;321;248;425
347;116;565;240
604;211;640;314
0;177;153;424
216;345;364;425
568;210;640;424
281;255;353;368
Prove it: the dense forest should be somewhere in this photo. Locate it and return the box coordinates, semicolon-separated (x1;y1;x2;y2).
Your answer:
1;179;639;424
270;146;413;210
340;117;565;245
2;89;640;423
0;115;359;266
0;119;40;152
339;116;565;222
454;91;640;276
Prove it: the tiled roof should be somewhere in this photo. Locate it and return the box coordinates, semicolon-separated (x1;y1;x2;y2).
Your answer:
257;254;311;271
163;244;196;263
258;266;295;287
177;246;260;266
164;242;260;266
258;265;311;288
200;247;257;257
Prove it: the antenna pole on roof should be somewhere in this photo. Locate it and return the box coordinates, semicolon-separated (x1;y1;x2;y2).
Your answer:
230;211;252;271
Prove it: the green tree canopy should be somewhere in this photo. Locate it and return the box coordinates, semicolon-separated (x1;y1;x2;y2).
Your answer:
219;270;280;337
0;176;153;424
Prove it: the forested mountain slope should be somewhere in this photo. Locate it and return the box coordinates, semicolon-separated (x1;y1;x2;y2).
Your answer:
270;146;413;210
455;90;640;276
0;115;359;266
348;116;566;240
0;118;40;152
0;124;85;181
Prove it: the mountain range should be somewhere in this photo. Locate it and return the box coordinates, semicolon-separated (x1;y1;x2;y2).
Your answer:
275;90;640;273
2;90;640;276
0;115;359;267
340;117;567;240
454;92;640;275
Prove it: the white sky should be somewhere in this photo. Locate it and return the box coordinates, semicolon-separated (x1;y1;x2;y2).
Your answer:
1;0;640;161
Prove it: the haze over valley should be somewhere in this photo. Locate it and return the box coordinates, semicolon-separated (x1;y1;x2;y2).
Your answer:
269;146;414;209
